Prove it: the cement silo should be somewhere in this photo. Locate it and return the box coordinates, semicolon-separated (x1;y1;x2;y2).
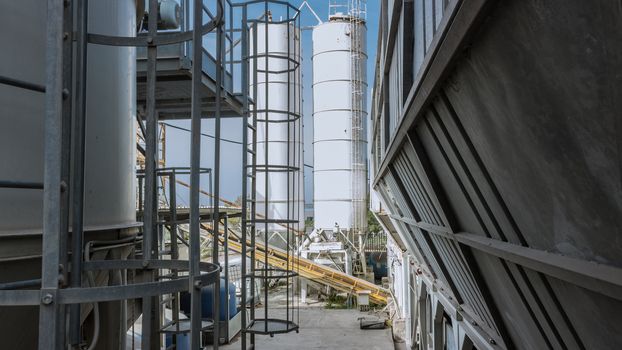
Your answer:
312;10;368;233
0;1;136;347
0;0;137;234
250;22;304;233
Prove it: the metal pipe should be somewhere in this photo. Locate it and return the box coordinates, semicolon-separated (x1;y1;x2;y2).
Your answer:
0;279;42;290
0;181;44;189
0;75;46;93
84;242;100;350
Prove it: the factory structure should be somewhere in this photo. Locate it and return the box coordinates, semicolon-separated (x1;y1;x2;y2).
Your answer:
1;0;621;349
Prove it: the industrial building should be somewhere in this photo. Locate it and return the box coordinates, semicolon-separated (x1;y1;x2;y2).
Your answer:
0;0;620;349
370;0;622;349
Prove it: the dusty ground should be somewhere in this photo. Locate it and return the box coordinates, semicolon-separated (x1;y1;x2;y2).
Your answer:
214;306;394;350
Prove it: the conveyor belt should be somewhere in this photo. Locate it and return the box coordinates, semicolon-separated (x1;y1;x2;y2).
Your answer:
173;181;389;304
203;224;389;305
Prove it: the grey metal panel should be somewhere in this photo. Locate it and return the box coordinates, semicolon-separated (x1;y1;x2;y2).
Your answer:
383;172;459;301
416;103;583;348
441;0;622;266
469;250;551;350
0;0;137;235
394;150;444;226
434;0;444;30
415;113;487;236
546;275;622;350
413;0;425;74
372;0;622;347
423;0;433;51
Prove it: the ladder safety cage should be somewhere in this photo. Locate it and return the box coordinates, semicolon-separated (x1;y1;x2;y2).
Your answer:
234;1;303;348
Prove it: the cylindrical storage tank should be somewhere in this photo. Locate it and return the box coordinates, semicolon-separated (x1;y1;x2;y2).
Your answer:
0;1;137;235
0;2;136;347
312;16;368;233
250;22;304;233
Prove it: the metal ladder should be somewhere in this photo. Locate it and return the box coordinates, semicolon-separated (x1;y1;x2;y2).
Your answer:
349;0;367;236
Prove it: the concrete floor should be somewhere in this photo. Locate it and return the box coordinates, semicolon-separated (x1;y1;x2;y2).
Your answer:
215;307;394;350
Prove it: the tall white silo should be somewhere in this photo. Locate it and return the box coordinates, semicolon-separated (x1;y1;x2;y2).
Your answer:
312;9;368;233
0;0;137;234
250;22;304;233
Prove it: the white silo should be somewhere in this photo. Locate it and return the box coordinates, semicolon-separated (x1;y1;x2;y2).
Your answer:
312;5;368;234
250;22;304;233
0;1;137;234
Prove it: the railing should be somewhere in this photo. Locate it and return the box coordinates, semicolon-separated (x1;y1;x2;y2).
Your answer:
137;0;239;94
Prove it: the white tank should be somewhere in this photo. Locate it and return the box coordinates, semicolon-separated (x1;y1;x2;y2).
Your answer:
0;0;137;235
250;23;304;232
312;16;368;233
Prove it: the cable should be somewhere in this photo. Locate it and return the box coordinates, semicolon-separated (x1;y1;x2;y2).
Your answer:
85;242;100;350
160;122;243;145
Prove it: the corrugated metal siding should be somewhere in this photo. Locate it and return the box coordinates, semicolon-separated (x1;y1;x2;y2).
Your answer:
388;16;403;134
413;0;425;73
390;143;499;333
373;0;622;348
413;0;451;78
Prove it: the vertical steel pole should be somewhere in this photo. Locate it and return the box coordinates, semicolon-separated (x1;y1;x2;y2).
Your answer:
58;0;74;347
250;19;258;347
142;0;160;348
240;6;249;349
190;0;204;348
213;0;224;347
70;0;89;345
170;172;180;347
38;0;65;348
229;2;234;87
286;6;291;327
263;1;270;332
223;214;230;341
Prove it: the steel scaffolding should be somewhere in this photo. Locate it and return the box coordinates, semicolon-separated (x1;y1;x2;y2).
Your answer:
0;0;231;349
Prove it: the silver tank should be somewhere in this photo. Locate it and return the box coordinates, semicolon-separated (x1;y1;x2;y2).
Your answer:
0;0;137;235
312;17;368;232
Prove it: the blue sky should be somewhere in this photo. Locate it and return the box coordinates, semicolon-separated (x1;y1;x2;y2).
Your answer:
164;0;379;206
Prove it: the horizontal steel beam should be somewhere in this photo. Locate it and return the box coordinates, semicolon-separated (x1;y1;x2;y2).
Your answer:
0;75;46;93
388;214;622;302
454;232;622;302
0;181;44;189
0;260;219;306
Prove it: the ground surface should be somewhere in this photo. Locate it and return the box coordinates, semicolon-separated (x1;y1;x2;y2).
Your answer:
215;307;394;350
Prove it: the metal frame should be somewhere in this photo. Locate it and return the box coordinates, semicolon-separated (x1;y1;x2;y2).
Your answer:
0;0;228;349
371;0;622;349
234;1;302;348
